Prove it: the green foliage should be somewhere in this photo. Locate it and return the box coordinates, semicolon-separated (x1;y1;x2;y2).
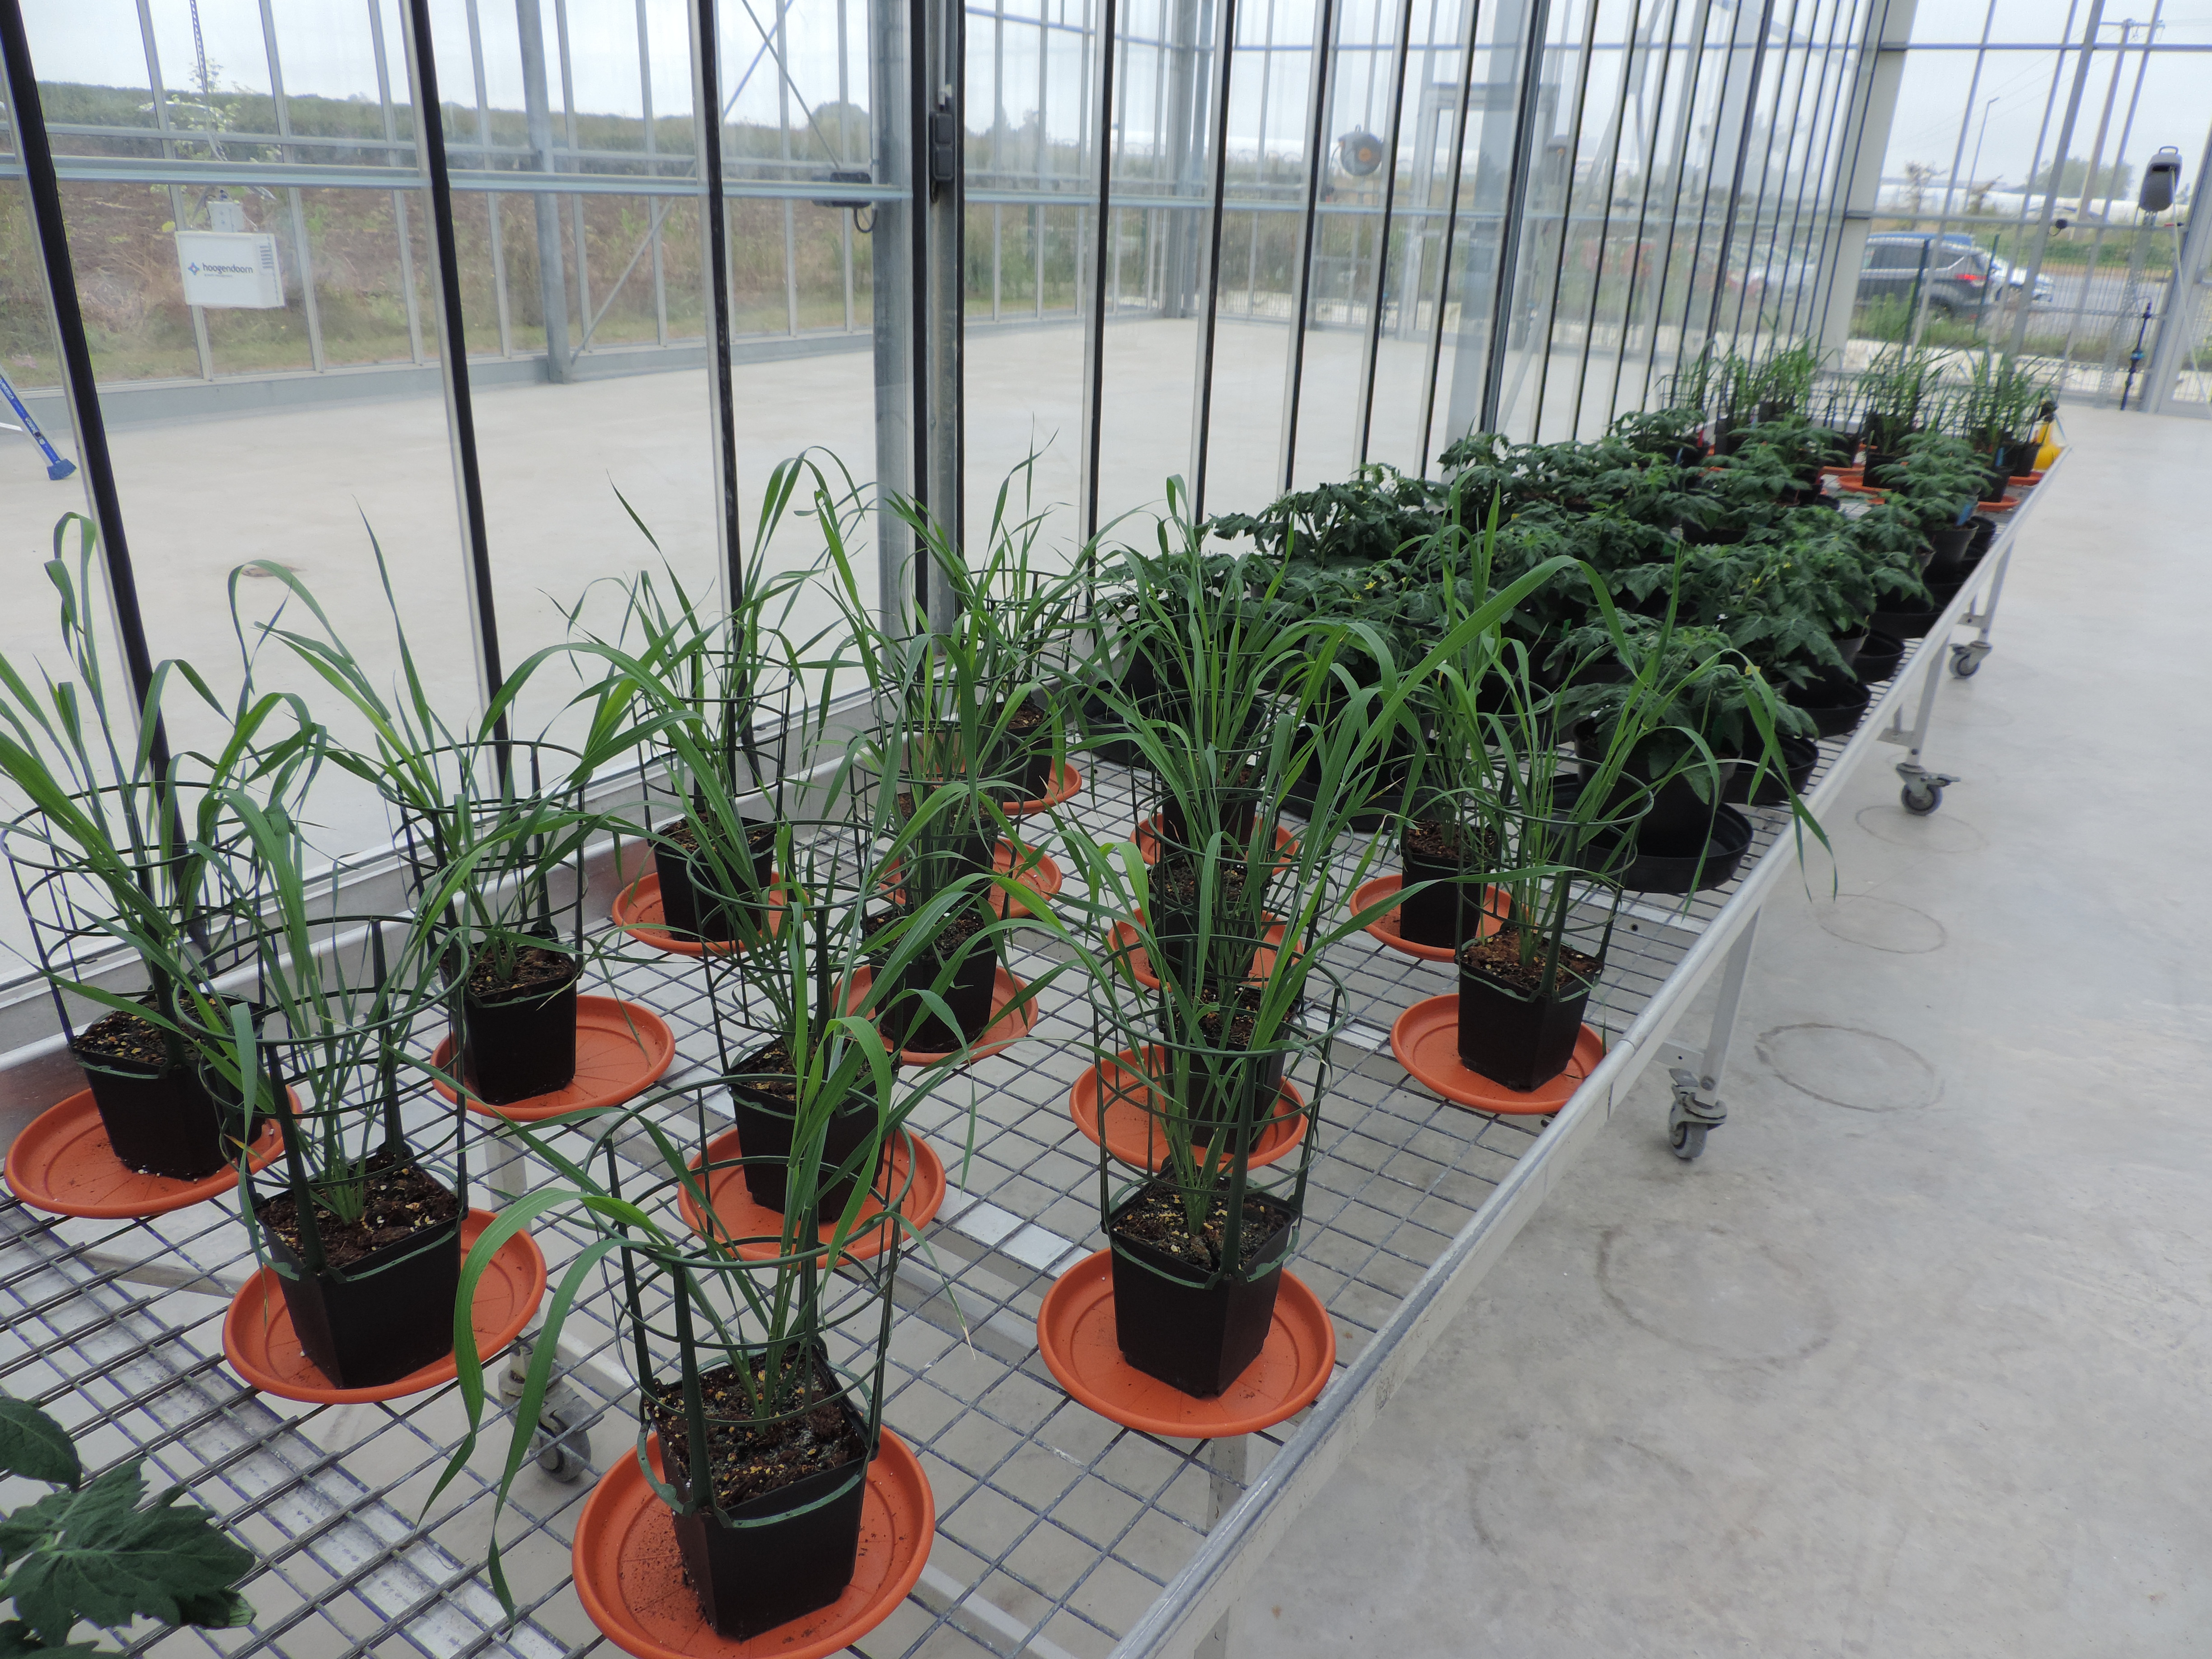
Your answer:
0;1394;253;1653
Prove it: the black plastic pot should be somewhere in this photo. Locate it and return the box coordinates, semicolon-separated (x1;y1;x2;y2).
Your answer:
1398;828;1496;949
258;1197;463;1389
1156;788;1261;852
1110;1186;1296;1397
1786;673;1873;739
728;1045;882;1217
665;1386;870;1640
1723;734;1820;806
876;925;999;1054
1455;950;1593;1092
996;701;1060;801
74;1044;229;1181
1831;630;1868;669
1618;805;1754;895
461;953;582;1105
655;824;775;943
1854;630;1905;684
1924;521;1976;582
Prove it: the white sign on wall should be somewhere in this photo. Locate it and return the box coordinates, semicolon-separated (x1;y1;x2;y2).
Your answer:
174;231;284;309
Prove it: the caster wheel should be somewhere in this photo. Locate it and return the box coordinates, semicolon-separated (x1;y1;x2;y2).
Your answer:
1900;781;1942;815
532;1413;591;1483
1950;646;1982;678
1668;1120;1707;1161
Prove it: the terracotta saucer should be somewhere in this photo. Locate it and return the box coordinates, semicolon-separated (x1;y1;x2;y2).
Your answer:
1389;994;1605;1115
1068;1048;1307;1172
1036;1251;1335;1436
1133;815;1298;867
430;997;676;1122
223;1209;545;1405
675;1126;946;1262
1002;762;1083;816
1347;874;1508;964
1976;495;2018;512
611;873;784;956
1102;915;1291;990
4;1088;288;1219
572;1429;933;1659
841;965;1039;1065
991;840;1064;920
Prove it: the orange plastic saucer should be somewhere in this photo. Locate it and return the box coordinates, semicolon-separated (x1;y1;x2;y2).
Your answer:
1348;874;1507;964
1134;815;1298;867
841;965;1039;1065
572;1429;933;1659
1103;916;1291;990
1036;1251;1335;1436
1390;994;1604;1115
430;996;676;1122
1068;1048;1307;1172
223;1209;546;1405
675;1126;946;1262
1003;762;1084;816
991;840;1064;919
613;872;784;956
4;1089;288;1219
1977;495;2018;512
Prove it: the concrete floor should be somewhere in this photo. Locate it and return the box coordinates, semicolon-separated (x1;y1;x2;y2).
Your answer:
1238;403;2212;1655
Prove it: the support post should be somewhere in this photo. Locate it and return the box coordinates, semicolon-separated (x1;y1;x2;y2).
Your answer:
519;0;574;381
873;0;919;628
2005;0;2104;361
2140;119;2212;414
1195;1437;1249;1659
921;0;964;629
1814;0;1917;363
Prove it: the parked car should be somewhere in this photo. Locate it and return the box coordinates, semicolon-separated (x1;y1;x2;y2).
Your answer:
1856;233;1996;317
1937;233;2054;303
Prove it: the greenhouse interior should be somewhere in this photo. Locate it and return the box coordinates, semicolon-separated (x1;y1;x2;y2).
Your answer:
0;0;2205;1650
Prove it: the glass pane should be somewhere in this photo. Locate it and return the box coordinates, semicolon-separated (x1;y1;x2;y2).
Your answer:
16;0;480;863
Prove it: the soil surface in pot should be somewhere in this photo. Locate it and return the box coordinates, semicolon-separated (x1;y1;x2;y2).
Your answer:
1193;985;1287;1051
259;1154;460;1270
733;1038;800;1103
1154;852;1252;913
1457;928;1601;998
464;944;577;1002
645;1353;867;1510
662;817;777;863
75;1005;173;1068
1404;817;1493;862
1110;1181;1283;1275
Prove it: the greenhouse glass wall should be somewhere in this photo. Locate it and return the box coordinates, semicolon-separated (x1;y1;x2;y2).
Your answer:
0;0;1890;864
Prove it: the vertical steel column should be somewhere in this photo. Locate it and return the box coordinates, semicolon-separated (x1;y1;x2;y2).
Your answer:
554;0;597;353
1277;0;1344;491
132;0;214;381
519;0;576;380
1188;0;1241;516
873;0;919;622
639;0;671;344
0;0;168;774
1159;0;1209;319
1808;0;1899;359
1631;0;1718;410
1415;0;1483;473
2140;118;2212;413
923;0;965;623
1700;0;1778;345
1476;0;1554;430
464;0;517;356
400;0;507;726
690;0;748;615
2005;0;2103;359
776;0;803;337
258;0;328;372
1601;0;1688;420
1354;0;1419;463
367;0;428;365
1078;0;1123;540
